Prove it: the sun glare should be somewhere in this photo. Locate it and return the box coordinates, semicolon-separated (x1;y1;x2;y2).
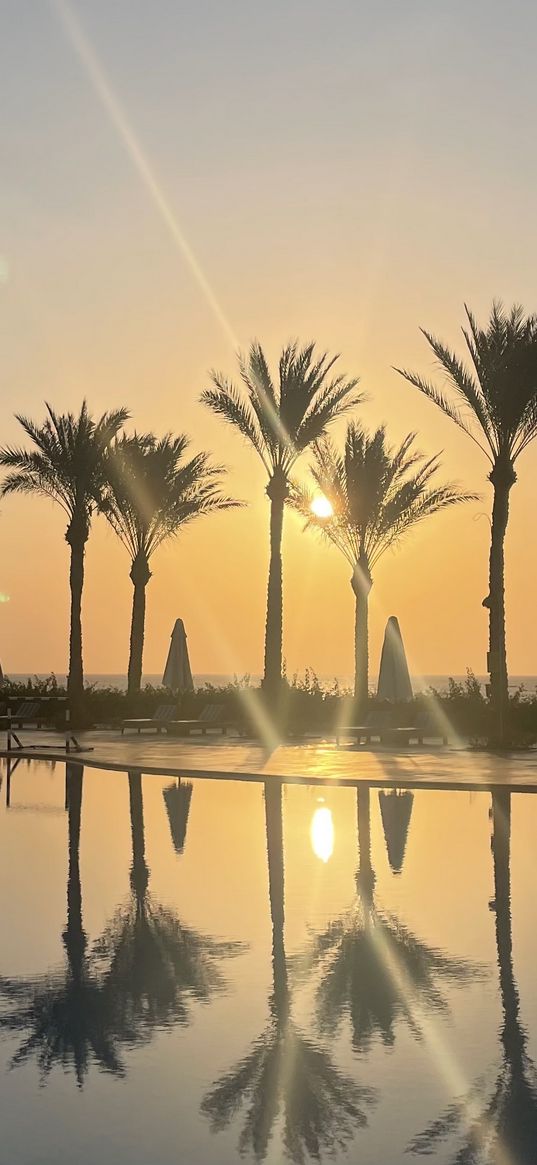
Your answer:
310;804;335;863
311;494;333;519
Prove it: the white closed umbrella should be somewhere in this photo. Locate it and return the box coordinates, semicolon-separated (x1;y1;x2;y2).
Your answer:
162;619;194;692
377;616;413;701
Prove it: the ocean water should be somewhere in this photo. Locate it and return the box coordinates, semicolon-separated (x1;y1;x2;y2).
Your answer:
5;672;537;694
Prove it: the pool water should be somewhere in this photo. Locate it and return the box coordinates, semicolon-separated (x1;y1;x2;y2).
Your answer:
1;758;536;1164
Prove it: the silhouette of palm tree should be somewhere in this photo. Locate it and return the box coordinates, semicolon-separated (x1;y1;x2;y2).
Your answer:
293;786;481;1052
0;765;127;1085
293;425;473;710
202;781;375;1162
101;434;238;695
96;771;241;1034
201;342;362;704
396;303;537;742
0;403;128;713
407;790;537;1163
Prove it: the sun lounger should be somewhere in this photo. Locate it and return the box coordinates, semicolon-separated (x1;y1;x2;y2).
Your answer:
121;704;177;735
336;711;426;747
10;700;44;728
165;703;236;737
335;711;392;747
336;708;448;747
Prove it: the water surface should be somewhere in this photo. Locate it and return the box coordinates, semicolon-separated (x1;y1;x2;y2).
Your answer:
0;757;536;1164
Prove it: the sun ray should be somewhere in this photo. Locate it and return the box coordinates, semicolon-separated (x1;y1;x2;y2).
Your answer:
50;0;237;350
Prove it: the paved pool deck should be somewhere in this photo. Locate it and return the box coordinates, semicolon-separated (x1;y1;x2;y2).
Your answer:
2;728;537;791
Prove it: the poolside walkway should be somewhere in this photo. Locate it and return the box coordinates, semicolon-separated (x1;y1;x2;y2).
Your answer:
2;728;537;791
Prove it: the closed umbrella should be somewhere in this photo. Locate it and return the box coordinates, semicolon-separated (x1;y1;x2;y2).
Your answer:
162;619;194;692
377;616;413;702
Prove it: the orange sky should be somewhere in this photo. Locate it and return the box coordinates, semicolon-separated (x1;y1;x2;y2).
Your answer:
1;0;536;681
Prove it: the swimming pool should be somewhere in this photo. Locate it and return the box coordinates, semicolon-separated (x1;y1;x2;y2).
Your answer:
0;757;536;1164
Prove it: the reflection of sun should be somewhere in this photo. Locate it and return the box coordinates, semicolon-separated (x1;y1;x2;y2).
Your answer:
310;494;333;519
311;805;334;863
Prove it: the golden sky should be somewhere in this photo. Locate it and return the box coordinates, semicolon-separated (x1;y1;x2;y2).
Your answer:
1;0;536;681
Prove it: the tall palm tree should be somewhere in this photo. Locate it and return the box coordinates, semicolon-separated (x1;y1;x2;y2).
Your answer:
294;424;473;711
0;402;128;713
201;342;362;704
396;303;537;742
202;781;375;1161
102;433;238;695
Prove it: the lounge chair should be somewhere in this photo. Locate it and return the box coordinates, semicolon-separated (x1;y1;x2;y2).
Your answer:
10;701;44;728
121;705;177;735
165;703;236;737
335;710;394;747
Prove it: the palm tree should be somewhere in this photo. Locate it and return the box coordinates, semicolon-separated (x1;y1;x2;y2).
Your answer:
293;785;482;1054
396;302;537;742
201;342;362;704
0;765;127;1084
101;433;238;695
0;402;128;713
294;424;473;711
201;781;376;1161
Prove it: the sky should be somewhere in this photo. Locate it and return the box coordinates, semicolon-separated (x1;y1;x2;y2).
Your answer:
1;0;537;682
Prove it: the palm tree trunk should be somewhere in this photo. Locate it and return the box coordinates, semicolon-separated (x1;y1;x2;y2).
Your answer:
128;585;146;697
68;538;86;715
63;763;86;976
263;475;288;702
491;790;525;1075
486;467;515;745
127;553;152;697
264;780;289;1023
356;784;375;908
351;559;372;716
128;770;149;901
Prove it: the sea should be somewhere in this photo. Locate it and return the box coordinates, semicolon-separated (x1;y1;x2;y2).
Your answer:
4;673;537;694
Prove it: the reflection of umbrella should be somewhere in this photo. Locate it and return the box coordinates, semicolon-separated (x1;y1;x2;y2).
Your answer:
162;619;194;692
163;779;193;854
377;616;413;701
378;789;414;874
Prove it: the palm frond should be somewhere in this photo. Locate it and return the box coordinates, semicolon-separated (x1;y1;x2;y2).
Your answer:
394;367;493;462
202;340;362;483
299;423;476;578
102;432;241;565
201;378;270;472
0;402;128;528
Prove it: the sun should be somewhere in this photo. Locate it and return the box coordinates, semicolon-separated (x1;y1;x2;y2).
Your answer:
311;494;333;519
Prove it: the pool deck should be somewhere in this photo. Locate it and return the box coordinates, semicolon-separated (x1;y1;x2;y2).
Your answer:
2;728;537;791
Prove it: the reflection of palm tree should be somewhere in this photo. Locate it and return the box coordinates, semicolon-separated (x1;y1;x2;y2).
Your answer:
295;786;480;1052
408;790;537;1162
97;771;240;1034
0;765;126;1085
202;781;375;1162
